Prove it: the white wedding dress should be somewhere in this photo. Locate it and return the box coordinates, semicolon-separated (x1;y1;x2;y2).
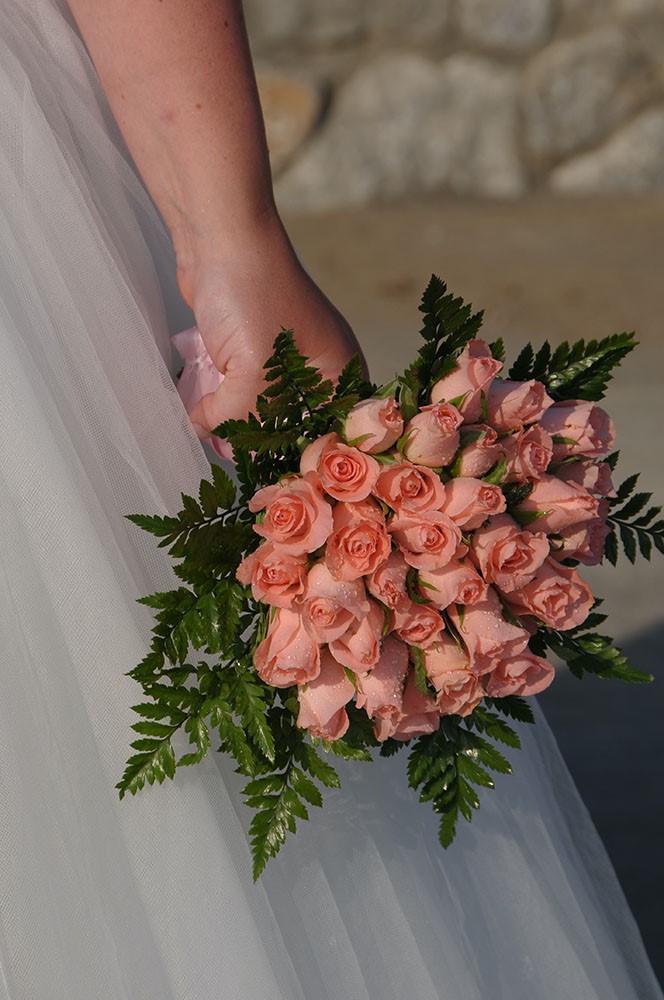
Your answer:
0;2;661;998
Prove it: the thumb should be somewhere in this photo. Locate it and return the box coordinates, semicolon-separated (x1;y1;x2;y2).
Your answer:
187;366;265;449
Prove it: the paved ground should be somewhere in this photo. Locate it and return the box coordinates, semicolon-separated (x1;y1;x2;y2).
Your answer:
285;195;664;983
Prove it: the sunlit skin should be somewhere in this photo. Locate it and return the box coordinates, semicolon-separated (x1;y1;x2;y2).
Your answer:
66;0;365;432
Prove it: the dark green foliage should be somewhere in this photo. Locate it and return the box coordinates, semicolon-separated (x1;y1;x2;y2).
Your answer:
508;332;636;402
605;469;664;564
243;706;370;880
484;696;535;726
407;717;512;848
489;338;506;363
535;625;653;684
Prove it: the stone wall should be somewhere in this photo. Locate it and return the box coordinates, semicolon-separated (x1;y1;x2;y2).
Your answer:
244;0;664;209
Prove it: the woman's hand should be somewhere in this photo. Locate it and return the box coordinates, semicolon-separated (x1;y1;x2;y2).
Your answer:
177;218;366;439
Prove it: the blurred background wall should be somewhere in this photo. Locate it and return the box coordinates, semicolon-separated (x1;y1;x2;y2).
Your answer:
244;0;664;210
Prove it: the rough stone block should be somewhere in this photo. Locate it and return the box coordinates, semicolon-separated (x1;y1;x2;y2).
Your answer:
275;52;525;211
550;107;664;191
457;0;554;52
245;0;363;51
521;27;649;164
364;0;451;41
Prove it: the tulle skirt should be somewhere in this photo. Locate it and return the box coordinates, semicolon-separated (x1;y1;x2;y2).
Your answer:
0;2;660;997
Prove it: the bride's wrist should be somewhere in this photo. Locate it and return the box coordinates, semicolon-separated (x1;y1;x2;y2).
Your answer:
172;208;299;310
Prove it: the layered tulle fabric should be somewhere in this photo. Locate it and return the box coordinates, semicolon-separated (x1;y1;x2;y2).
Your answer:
0;2;661;997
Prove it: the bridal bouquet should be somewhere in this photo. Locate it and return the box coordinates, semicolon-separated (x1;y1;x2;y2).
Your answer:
118;277;663;879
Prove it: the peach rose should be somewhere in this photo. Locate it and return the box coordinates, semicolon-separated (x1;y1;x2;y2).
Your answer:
402;403;463;468
486;379;554;432
367;549;410;609
236;542;307;609
390;510;464;570
379;671;440;742
515;474;599;534
300;562;369;643
250;474;333;555
471;513;549;593
325;501;392;581
502;425;553;482
418;560;487;610
448;588;530;676
430;339;503;423
484;651;555;698
454;425;504;478
436;671;483;717
439;477;506;530
254;608;321;688
507;559;594;630
424;636;482;712
355;636;408;723
300;432;380;501
297;650;355;741
425;632;471;675
344;396;404;454
328;599;385;673
374;462;447;514
391;600;445;649
540;400;616;460
551;517;610;567
339;496;386;524
559;459;616;498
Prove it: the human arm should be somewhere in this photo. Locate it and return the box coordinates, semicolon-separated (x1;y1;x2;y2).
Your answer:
65;0;363;429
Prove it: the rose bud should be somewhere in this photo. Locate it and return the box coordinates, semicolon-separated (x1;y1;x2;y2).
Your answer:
430;339;503;423
297;650;355;741
507;558;594;630
559;459;616;498
471;513;549;593
418;560;487;610
335;496;385;525
425;632;471;675
425;640;484;717
540;400;616;460
439;477;506;530
367;549;410;609
343;396;404;454
300;432;380;501
454;425;504;478
390;510;464;570
448;588;530;676
515;474;599;535
254;608;321;688
380;671;440;742
486;379;554;432
249;474;333;555
374;462;446;514
502;424;553;482
328;599;385;673
550;518;610;567
391;600;445;649
236;542;307;609
484;652;555;698
402;403;463;468
356;636;408;725
300;562;370;643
